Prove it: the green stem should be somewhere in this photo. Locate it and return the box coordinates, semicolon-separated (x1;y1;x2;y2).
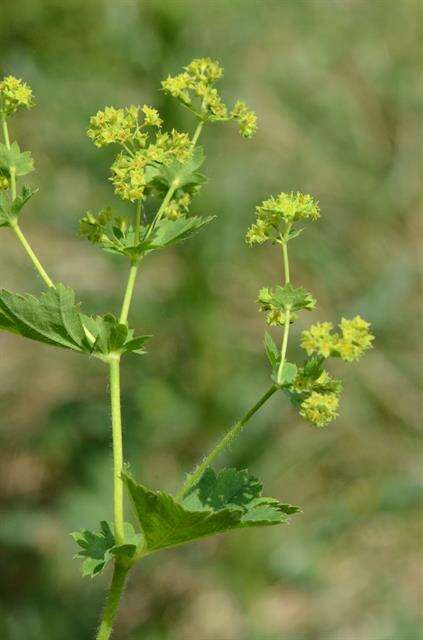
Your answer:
177;384;277;500
119;263;139;325
10;220;55;288
276;238;291;385
191;120;204;146
109;357;125;546
2;111;55;288
96;562;129;640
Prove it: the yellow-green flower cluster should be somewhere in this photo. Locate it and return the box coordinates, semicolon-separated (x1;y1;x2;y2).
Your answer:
162;58;257;137
110;129;193;202
337;316;374;362
0;75;34;116
301;316;374;362
246;192;320;245
231;101;257;138
300;391;339;428
87;105;163;148
163;192;192;220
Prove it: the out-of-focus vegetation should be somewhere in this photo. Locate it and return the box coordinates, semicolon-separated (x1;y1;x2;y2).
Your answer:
0;1;421;638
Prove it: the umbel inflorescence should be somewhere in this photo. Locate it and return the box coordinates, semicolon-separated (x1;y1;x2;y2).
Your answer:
0;58;373;640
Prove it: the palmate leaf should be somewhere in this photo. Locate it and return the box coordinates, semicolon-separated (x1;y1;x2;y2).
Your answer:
263;283;316;313
71;521;141;577
124;468;299;555
80;207;215;260
0;141;34;176
0;284;150;358
0;284;90;351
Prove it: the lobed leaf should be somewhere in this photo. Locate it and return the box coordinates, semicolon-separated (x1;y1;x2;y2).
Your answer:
0;284;90;352
0;141;34;176
267;283;316;313
123;468;299;555
80;207;215;260
71;521;141;577
0;285;150;358
0;185;38;227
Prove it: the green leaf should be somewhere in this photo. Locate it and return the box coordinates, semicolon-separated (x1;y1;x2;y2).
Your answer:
259;283;316;313
0;191;12;227
124;468;299;555
80;313;151;357
155;147;207;190
0;186;38;227
148;215;215;249
0;285;150;358
12;185;38;215
272;361;298;386
80;207;214;260
0;284;90;352
0;141;34;176
71;521;141;578
264;331;280;370
267;283;316;313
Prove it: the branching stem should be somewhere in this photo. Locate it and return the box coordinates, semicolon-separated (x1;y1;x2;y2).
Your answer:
1;112;55;288
177;384;277;500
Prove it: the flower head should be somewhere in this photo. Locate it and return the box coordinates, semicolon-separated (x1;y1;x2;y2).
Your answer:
300;322;336;358
162;58;257;138
301;316;374;362
246;192;319;245
336;316;374;362
0;75;34;116
300;391;339;427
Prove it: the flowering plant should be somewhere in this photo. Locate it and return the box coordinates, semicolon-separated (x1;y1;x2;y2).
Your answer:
0;59;373;639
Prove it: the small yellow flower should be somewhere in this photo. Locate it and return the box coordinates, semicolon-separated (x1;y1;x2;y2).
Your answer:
300;391;339;427
335;316;374;362
300;322;336;358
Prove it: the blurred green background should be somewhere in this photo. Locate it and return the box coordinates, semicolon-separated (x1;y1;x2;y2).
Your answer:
0;1;421;639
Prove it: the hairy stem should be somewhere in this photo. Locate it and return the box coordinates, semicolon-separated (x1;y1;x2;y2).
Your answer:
109;357;125;546
177;384;277;500
96;562;129;640
276;239;291;385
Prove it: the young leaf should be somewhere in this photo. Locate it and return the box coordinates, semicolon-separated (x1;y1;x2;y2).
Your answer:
12;185;38;215
272;361;298;386
148;215;215;249
81;313;151;356
267;283;316;313
71;521;141;578
123;468;299;555
264;331;280;370
0;191;12;227
0;186;38;227
0;141;34;176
